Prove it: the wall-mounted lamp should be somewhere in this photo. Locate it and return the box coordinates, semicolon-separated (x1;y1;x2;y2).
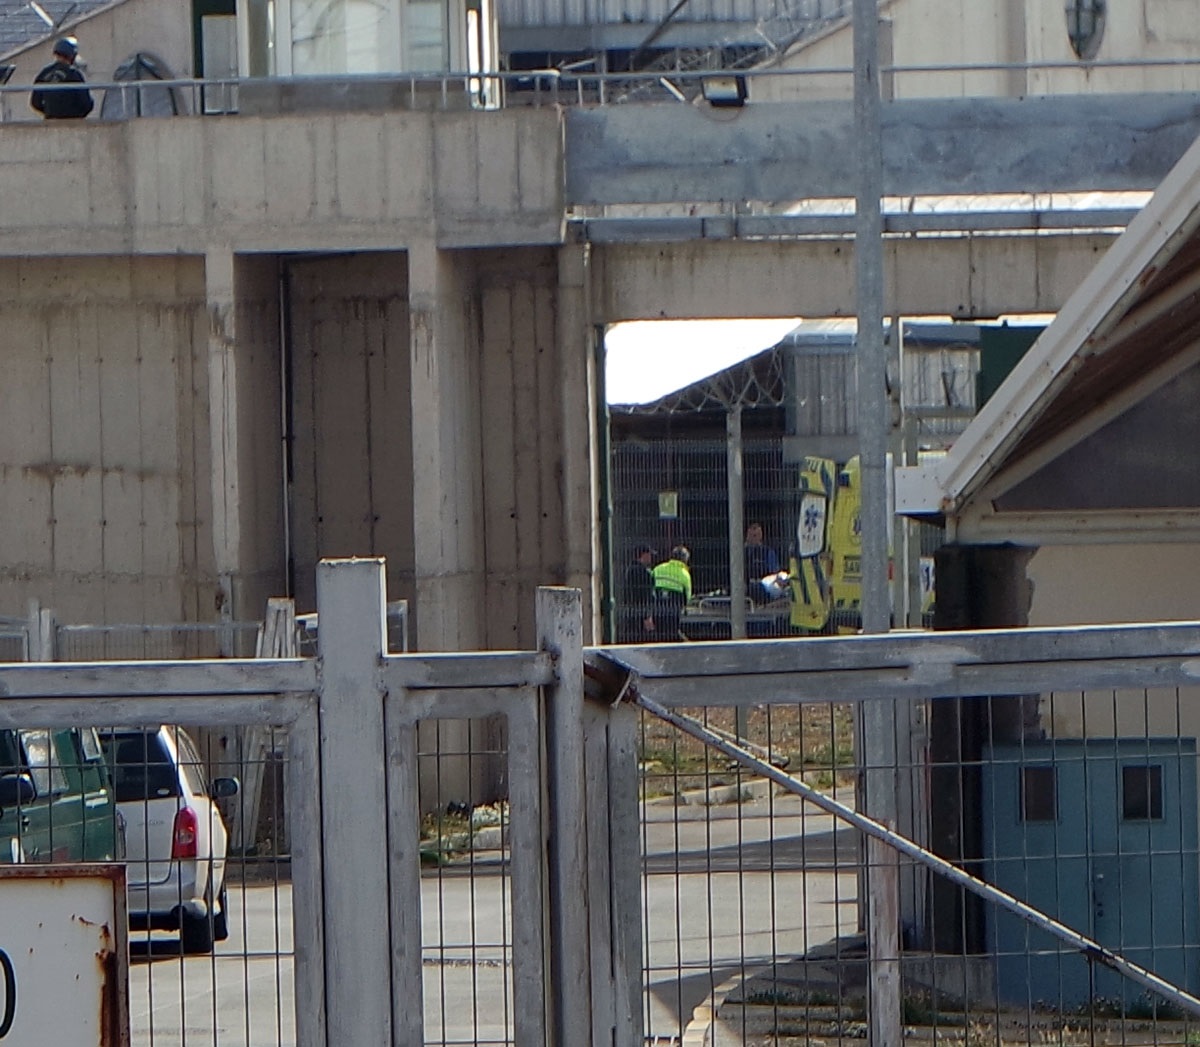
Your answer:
701;74;747;108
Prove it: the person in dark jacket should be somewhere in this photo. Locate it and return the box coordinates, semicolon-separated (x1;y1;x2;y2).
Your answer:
31;37;94;120
744;521;781;603
619;544;657;643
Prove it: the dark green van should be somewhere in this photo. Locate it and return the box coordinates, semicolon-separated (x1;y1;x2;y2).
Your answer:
0;728;121;863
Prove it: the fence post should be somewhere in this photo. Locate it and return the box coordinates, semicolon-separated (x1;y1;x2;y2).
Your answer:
315;558;391;1047
36;607;57;662
230;597;297;853
538;586;592;1047
583;694;644;1047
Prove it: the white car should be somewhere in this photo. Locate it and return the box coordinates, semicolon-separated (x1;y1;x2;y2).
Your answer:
100;726;238;954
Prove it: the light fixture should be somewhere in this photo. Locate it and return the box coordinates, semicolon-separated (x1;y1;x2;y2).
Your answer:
1066;0;1105;60
701;74;747;108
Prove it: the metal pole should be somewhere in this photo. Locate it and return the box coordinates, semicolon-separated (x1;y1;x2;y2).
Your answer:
539;586;592;1047
854;2;901;1044
726;404;749;739
854;6;888;640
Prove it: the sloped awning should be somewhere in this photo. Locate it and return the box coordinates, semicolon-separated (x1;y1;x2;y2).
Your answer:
895;131;1200;546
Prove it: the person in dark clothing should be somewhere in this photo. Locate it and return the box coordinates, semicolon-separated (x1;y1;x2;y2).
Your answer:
744;521;781;603
31;37;94;120
618;544;657;643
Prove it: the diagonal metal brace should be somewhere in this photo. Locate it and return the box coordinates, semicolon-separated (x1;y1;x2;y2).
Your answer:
633;685;1200;1018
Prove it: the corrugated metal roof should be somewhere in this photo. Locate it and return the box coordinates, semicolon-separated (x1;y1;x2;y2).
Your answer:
0;0;115;59
498;0;842;38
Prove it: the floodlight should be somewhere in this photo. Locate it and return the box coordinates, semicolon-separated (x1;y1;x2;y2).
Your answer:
701;74;747;108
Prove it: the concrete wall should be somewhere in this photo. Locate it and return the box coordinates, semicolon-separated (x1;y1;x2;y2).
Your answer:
761;0;1200;102
278;246;572;651
476;248;569;648
288;252;416;617
0;109;564;257
0;255;216;623
226;253;285;617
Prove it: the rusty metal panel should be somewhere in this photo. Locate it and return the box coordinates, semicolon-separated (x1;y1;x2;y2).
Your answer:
0;864;129;1047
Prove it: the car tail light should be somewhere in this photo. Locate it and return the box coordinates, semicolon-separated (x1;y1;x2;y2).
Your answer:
171;807;198;859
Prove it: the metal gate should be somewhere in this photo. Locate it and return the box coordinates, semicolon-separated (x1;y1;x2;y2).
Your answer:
5;561;1200;1045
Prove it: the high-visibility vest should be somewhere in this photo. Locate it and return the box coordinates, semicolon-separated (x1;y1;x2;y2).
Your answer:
652;559;692;602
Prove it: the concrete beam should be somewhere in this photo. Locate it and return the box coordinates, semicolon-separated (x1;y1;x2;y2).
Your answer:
566;92;1200;205
591;232;1117;321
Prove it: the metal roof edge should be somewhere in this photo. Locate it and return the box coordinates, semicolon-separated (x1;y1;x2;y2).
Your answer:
906;128;1200;520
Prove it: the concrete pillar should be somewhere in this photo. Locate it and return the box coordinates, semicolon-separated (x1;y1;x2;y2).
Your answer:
407;240;485;652
206;246;242;624
408;241;494;809
556;243;602;641
928;543;1035;953
205;247;285;624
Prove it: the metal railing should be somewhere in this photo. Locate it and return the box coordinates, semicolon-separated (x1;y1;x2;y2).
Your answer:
55;620;263;661
7;56;1200;119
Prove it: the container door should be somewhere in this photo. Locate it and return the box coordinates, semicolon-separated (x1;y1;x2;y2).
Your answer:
983;742;1094;1006
984;739;1199;1008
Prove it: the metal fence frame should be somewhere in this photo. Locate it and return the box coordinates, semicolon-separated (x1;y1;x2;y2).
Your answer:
4;559;1200;1045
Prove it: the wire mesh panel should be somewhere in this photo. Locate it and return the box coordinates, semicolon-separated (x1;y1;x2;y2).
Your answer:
57;623;263;661
609;437;945;642
419;718;515;1045
384;686;547;1047
631;679;1200;1047
0;622;28;662
637;700;862;1044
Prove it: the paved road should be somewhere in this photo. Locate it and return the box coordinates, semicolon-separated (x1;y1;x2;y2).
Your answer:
127;790;858;1045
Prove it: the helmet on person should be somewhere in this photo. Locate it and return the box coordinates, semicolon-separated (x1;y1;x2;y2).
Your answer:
53;37;79;60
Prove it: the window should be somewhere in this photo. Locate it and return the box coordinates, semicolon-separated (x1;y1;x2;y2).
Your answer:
103;731;181;803
20;730;69;797
173;729;210;796
1122;764;1163;820
1020;766;1056;822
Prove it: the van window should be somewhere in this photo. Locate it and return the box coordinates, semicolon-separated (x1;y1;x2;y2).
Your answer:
0;731;20;774
78;727;104;763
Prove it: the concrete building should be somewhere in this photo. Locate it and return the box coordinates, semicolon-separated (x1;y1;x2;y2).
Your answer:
3;0;1200;654
1;94;1155;649
758;0;1200;101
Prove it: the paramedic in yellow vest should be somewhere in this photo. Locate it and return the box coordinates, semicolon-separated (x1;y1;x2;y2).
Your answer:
651;545;692;641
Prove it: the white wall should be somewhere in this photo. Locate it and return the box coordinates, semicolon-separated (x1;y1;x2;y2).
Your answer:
762;0;1200;102
1027;543;1200;742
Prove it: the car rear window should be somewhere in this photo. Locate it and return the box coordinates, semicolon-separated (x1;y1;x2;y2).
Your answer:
171;728;210;796
102;732;181;802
